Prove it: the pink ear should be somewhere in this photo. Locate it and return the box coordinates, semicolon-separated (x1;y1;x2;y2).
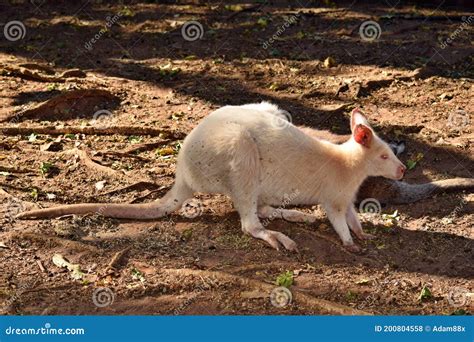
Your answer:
353;124;373;148
350;108;369;132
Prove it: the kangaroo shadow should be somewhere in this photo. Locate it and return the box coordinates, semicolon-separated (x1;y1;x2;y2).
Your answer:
64;210;474;280
262;216;474;279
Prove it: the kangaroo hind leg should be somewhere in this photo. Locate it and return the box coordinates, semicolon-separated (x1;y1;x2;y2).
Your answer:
228;127;297;251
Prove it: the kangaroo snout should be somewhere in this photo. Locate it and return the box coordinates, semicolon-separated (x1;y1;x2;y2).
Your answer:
396;164;406;179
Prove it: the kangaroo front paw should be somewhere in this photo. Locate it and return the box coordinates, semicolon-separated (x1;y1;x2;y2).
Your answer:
344;243;362;254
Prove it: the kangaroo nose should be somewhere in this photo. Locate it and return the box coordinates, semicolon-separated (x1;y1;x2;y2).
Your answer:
399;165;406;175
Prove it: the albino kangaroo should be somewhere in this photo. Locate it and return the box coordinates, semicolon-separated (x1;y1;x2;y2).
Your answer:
17;103;406;253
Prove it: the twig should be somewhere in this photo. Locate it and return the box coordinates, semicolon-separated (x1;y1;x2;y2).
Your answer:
36;259;46;273
0;125;185;138
94;151;151;162
123;140;171;154
90;181;163;198
1;64;86;83
63;148;119;177
130;188;168;203
380;14;470;21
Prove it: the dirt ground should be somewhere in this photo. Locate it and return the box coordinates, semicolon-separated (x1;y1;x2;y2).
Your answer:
0;1;473;315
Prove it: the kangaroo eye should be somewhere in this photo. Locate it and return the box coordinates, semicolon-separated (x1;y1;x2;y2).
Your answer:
381;154;388;160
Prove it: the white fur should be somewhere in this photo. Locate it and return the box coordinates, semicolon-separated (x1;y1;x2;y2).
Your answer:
167;102;405;251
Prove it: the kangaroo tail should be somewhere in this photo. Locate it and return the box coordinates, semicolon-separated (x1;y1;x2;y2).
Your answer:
16;181;193;220
358;177;474;204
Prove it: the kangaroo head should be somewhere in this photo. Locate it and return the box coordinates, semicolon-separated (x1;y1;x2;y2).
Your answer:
350;109;406;180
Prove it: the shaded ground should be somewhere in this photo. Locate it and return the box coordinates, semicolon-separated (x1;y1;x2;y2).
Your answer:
0;1;473;315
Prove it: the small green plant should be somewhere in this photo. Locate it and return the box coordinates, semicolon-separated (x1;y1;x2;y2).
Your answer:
39;162;54;175
127;135;141;144
346;291;358;301
30;188;39;201
275;271;293;288
131;268;145;283
418;285;433;301
120;6;135;17
158;63;181;78
46;83;59;91
407;152;424;170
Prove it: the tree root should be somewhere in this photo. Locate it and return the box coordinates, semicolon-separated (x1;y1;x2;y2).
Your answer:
0;125;185;139
94;151;151;162
1;63;86;83
6;231;100;253
161;268;371;315
0;165;35;174
3;89;119;122
63;148;119;177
